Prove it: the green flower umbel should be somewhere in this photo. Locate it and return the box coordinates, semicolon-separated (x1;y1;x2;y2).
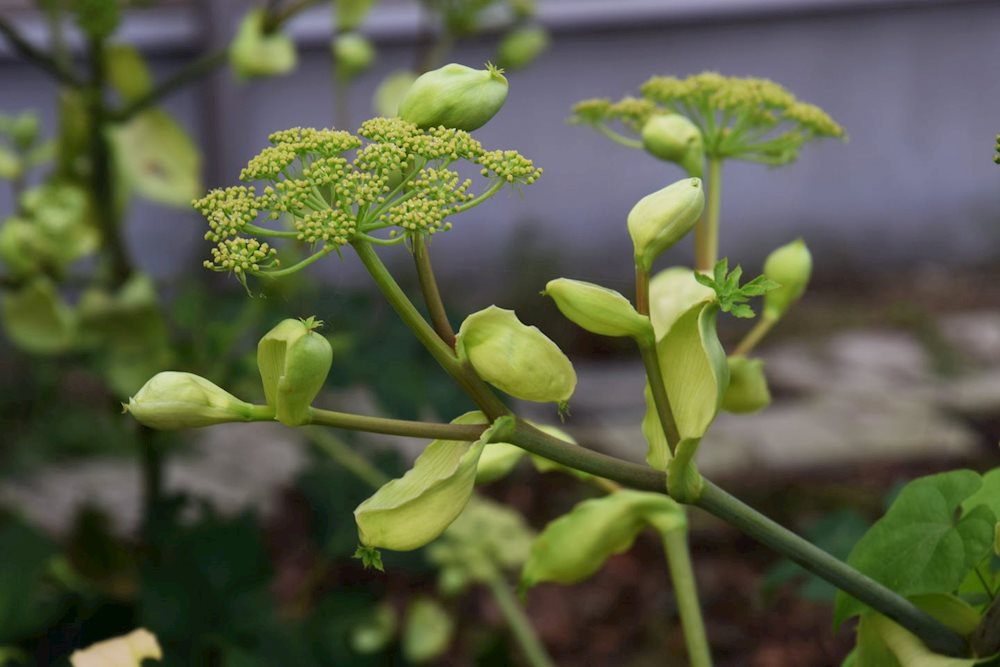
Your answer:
194;118;540;289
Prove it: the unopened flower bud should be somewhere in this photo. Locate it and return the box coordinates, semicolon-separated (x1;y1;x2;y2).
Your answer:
544;278;652;342
763;239;812;320
336;0;375;31
125;371;255;429
457;306;575;407
229;9;297;80
641;114;704;177
10;113;40;151
374;70;418;117
257;317;333;426
721;355;771;414
333;32;375;80
628;178;704;271
496;26;549;71
398;63;508;131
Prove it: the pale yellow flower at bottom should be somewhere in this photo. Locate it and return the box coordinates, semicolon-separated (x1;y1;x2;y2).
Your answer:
70;628;162;667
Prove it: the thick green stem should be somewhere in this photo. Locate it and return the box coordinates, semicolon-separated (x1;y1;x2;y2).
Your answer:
307;406;484;441
695;158;723;272
694;481;968;657
661;528;712;667
351;240;508;420
485;575;557;667
732;314;776;356
86;38;132;287
138;426;163;535
412;235;456;348
638;342;681;450
635;265;650;316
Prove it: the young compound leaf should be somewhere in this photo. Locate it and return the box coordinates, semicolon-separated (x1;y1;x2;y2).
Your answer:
834;470;997;627
521;490;685;589
352;545;384;572
695;259;779;319
353;412;493;551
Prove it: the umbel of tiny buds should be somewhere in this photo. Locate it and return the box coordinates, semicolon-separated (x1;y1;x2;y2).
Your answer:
399;63;509;131
628;178;705;271
763;239;812;320
544;278;654;343
257;317;333;426
125;372;259;430
641;114;705;177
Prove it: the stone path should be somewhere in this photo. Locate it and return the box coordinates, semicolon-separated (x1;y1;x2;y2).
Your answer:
3;312;999;535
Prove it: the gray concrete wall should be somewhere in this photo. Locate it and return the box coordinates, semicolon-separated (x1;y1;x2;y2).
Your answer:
2;0;999;294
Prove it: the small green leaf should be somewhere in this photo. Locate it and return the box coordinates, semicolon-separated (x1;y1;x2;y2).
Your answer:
834;470;997;626
521;490;684;588
402;598;453;664
105;44;154;103
352;545;384;572
354;413;493;551
1;277;76;355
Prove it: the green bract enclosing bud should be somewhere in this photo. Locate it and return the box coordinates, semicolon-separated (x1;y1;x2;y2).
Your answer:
648;266;715;341
628;178;704;271
521;490;685;589
457;306;576;407
333;32;376;81
721;355;771;414
355;413;493;551
496;25;550;71
544;278;652;342
398;63;508;131
125;372;256;430
229;9;297;80
641;114;705;177
763;238;812;320
257;317;333;426
9;113;40;151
